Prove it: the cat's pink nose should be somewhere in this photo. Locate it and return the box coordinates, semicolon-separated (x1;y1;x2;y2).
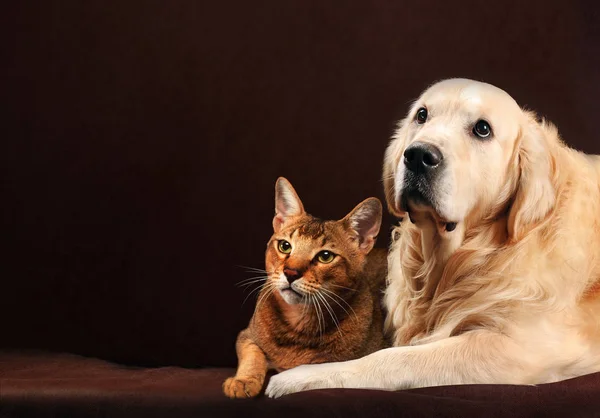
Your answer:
283;268;301;284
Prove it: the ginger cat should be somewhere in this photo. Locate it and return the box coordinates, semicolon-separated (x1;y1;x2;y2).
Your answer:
223;177;388;399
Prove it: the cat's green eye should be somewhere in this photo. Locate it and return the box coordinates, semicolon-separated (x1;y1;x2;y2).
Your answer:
278;240;292;254
316;250;335;264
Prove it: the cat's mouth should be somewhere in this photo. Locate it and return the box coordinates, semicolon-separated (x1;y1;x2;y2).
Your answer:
281;286;302;296
281;287;303;297
278;287;305;304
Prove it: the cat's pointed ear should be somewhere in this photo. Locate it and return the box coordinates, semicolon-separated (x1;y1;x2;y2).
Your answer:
273;177;305;233
343;197;382;253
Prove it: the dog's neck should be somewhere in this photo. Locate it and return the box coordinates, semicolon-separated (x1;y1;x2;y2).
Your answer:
415;217;466;298
408;202;513;301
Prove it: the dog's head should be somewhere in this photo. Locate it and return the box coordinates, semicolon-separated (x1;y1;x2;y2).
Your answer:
383;78;556;238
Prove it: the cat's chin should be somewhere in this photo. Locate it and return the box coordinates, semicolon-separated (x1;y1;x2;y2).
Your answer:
278;288;304;305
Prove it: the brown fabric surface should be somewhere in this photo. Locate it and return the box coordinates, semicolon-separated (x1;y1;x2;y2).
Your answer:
1;352;600;418
1;0;600;369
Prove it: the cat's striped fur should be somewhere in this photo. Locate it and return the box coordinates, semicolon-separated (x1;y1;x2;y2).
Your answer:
223;178;388;398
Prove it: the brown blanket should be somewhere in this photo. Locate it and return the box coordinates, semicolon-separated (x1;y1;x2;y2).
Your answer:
2;352;600;418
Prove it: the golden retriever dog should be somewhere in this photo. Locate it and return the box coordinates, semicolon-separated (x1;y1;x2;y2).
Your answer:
265;78;600;398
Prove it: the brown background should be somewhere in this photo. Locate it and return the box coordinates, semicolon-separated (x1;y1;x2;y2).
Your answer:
1;1;599;368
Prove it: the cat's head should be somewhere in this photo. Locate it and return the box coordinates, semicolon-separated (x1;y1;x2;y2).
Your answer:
266;177;382;305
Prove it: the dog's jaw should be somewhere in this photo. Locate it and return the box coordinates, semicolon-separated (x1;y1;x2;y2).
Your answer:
394;166;462;231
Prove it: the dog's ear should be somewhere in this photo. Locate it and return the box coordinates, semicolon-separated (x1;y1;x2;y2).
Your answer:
383;117;410;217
273;177;305;233
507;112;557;241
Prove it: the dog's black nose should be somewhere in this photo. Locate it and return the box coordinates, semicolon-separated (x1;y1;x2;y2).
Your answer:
404;142;443;173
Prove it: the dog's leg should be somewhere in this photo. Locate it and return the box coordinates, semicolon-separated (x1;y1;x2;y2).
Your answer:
265;330;531;398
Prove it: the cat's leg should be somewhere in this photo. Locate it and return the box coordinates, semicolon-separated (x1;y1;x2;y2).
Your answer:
265;330;536;398
223;328;268;399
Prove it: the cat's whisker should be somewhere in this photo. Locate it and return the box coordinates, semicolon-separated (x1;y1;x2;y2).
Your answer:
237;274;270;283
238;282;267;297
241;282;269;306
307;294;314;333
323;293;359;323
236;277;269;288
311;295;323;339
310;294;324;340
244;269;268;274
327;283;356;292
239;282;267;292
316;291;343;338
301;293;309;318
320;286;355;306
308;294;317;336
255;283;277;312
237;277;267;285
237;265;273;275
236;265;266;272
315;294;325;341
320;287;359;324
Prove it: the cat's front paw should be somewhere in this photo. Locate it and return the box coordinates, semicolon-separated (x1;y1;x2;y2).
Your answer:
223;376;263;399
265;363;357;398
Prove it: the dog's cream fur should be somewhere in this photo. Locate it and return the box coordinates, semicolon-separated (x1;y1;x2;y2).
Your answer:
265;79;600;398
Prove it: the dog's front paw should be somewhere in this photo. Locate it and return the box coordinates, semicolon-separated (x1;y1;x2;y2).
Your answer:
223;376;263;399
265;363;357;398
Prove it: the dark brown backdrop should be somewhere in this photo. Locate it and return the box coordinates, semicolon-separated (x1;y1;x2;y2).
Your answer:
1;0;599;368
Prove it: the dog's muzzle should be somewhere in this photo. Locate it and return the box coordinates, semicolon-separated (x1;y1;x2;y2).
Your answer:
404;141;443;174
401;141;444;211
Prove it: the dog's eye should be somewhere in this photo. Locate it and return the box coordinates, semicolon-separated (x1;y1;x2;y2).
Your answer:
473;120;492;138
416;107;428;124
